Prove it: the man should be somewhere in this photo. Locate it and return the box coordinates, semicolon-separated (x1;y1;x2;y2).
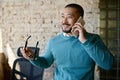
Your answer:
21;3;114;80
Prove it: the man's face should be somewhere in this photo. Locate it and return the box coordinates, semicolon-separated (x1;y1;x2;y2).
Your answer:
61;7;79;33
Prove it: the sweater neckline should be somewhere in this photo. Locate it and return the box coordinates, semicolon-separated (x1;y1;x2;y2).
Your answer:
61;33;78;39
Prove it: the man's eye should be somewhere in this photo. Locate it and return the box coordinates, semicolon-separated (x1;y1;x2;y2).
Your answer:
61;15;64;18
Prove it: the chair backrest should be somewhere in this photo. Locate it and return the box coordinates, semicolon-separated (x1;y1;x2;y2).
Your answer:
10;47;44;80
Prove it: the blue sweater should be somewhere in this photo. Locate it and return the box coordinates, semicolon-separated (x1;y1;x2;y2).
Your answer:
30;32;114;80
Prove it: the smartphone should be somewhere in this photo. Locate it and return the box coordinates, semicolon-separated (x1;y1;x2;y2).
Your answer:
76;16;85;26
71;16;85;37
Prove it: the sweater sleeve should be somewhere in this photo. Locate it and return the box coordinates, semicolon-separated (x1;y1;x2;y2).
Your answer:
30;40;54;68
82;34;114;70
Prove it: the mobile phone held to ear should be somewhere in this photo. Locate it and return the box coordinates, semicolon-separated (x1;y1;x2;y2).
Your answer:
76;16;85;26
71;16;85;37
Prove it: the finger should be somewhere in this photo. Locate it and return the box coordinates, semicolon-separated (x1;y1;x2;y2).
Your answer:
20;48;29;57
75;24;86;31
75;22;83;27
20;48;27;56
20;48;34;60
72;24;82;30
25;48;35;58
26;51;32;57
73;27;81;33
25;48;32;55
20;48;25;54
72;25;80;32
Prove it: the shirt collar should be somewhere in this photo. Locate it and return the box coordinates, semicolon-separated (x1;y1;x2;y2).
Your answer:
63;32;73;37
63;32;79;38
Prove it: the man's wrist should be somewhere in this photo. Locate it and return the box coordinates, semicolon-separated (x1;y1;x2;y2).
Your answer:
79;38;87;43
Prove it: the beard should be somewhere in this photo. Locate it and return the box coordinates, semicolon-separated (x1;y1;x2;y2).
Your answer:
62;23;72;33
62;27;72;33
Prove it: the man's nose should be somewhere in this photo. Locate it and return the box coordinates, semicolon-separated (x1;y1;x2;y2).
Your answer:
62;18;68;24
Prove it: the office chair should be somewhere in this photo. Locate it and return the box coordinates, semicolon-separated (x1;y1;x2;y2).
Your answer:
10;47;44;80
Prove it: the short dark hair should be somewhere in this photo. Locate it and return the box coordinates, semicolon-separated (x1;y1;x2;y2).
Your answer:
65;3;84;17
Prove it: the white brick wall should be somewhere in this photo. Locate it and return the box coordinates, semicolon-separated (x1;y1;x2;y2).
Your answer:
0;0;100;80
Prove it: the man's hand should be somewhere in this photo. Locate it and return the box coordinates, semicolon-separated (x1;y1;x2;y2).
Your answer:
20;47;35;60
72;23;87;43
